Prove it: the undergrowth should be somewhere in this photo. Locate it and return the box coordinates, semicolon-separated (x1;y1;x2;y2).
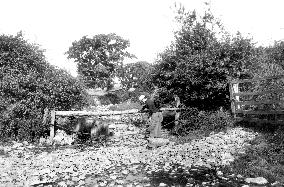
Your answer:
221;123;284;183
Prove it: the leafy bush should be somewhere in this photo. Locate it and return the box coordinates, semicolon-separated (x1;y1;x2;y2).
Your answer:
173;108;234;136
150;7;259;111
98;93;121;105
0;33;88;141
120;113;149;128
118;61;154;94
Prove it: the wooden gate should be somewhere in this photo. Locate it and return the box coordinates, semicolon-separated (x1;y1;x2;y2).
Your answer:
229;75;284;123
44;107;182;141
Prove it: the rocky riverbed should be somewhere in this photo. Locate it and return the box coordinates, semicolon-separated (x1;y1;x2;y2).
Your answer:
0;122;281;187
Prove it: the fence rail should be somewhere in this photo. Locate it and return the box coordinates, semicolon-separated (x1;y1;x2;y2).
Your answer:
45;107;183;141
229;75;284;123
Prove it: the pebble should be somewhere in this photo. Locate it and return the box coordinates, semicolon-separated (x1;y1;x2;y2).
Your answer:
159;183;167;187
245;177;268;184
110;175;117;180
99;181;107;186
66;180;75;186
237;174;243;178
216;171;223;176
58;181;67;187
122;170;128;175
116;179;124;184
0;121;261;187
78;180;85;185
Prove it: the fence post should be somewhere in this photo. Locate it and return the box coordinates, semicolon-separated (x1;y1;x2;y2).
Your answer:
50;109;55;141
232;83;240;110
174;95;181;126
229;81;240;119
42;108;49;126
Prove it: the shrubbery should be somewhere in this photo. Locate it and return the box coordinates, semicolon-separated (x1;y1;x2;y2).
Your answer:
173;107;234;136
0;33;88;141
98;93;121;105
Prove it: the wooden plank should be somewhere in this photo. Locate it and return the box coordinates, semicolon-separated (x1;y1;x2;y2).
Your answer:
55;109;139;116
233;89;284;96
234;110;284;115
229;83;236;116
235;100;284;105
160;107;185;111
235;117;281;124
50;109;55;141
231;75;284;84
55;108;185;117
42;108;49;126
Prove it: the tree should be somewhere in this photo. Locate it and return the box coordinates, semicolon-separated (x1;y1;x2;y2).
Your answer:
119;61;153;91
0;32;88;141
151;6;259;111
66;33;135;89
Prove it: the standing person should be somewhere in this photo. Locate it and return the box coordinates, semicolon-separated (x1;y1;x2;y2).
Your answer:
138;95;163;139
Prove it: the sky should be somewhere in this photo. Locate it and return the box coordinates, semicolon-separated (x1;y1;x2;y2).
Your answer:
0;0;283;77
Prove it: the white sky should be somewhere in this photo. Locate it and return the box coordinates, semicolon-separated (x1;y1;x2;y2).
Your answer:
0;0;283;77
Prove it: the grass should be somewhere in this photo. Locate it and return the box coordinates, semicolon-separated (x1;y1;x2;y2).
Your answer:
221;122;284;183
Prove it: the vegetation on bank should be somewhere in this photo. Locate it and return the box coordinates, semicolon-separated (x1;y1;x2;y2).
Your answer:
0;4;284;182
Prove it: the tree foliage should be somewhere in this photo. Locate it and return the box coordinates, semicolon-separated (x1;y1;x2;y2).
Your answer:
0;32;88;141
119;61;153;91
66;33;135;89
151;7;259;110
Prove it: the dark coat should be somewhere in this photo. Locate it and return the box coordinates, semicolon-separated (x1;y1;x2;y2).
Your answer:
141;99;160;115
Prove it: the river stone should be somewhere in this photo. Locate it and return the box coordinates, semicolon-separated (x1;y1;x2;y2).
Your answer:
245;177;268;184
147;138;170;148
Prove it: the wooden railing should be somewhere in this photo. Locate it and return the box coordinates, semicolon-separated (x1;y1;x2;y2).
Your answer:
229;75;284;123
45;107;183;141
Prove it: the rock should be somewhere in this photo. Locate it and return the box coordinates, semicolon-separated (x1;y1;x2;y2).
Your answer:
39;137;47;145
148;138;170;148
245;177;268;185
271;181;283;187
71;176;80;182
58;181;67;187
216;171;223;176
159;183;167;187
237;174;243;178
122;170;128;175
22;141;29;146
66;181;75;186
64;167;73;173
27;145;35;149
12;142;23;149
110;175;117;180
0;147;5;155
116;179;124;184
4;147;11;153
40;168;51;175
78;180;85;185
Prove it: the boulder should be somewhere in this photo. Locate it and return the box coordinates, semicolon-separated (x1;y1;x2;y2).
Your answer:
245;177;268;185
148;138;170;148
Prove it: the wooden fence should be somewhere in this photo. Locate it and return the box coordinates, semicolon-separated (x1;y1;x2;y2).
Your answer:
229;75;284;123
46;107;182;140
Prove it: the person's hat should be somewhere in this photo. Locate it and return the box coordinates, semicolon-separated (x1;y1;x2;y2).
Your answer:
139;95;147;102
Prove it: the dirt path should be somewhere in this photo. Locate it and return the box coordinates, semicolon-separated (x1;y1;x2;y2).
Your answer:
0;123;268;187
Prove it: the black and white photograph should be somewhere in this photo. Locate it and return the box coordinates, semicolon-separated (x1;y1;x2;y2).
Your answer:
0;0;284;186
